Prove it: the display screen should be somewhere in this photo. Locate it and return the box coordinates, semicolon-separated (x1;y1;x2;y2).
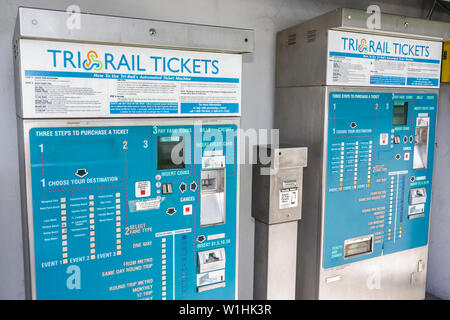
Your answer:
157;136;185;170
393;101;408;126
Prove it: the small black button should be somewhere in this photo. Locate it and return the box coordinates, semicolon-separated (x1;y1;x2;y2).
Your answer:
75;168;88;178
179;182;187;193
166;207;176;215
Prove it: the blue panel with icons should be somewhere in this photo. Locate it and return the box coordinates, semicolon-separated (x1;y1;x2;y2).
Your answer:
28;123;238;299
323;92;437;269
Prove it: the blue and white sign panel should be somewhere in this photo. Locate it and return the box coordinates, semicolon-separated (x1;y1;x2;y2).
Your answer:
19;40;242;118
326;30;442;88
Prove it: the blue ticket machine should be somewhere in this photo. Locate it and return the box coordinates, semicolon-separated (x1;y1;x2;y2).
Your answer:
14;7;253;300
275;9;444;299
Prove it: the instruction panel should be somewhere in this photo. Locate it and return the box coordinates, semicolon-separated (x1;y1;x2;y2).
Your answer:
327;30;442;88
323;91;437;268
19;40;241;118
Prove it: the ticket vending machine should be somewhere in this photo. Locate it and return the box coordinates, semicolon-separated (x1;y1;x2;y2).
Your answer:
13;7;253;300
275;9;448;299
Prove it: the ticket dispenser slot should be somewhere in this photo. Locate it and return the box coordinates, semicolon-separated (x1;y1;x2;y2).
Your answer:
344;235;374;259
197;248;226;292
200;168;225;226
413;117;430;170
409;187;427;219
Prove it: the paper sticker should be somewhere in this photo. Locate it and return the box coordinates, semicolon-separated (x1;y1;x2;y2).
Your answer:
279;187;298;209
134;198;160;211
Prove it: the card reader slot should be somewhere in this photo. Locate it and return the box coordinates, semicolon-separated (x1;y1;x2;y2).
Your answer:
413;117;430;170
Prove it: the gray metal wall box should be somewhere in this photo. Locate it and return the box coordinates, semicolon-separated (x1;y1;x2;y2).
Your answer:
252;146;307;225
252;145;307;300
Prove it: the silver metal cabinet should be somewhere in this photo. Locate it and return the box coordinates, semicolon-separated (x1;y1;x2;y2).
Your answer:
252;145;307;300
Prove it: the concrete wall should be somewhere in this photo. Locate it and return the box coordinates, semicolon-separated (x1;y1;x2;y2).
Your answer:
427;84;450;299
0;0;447;299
